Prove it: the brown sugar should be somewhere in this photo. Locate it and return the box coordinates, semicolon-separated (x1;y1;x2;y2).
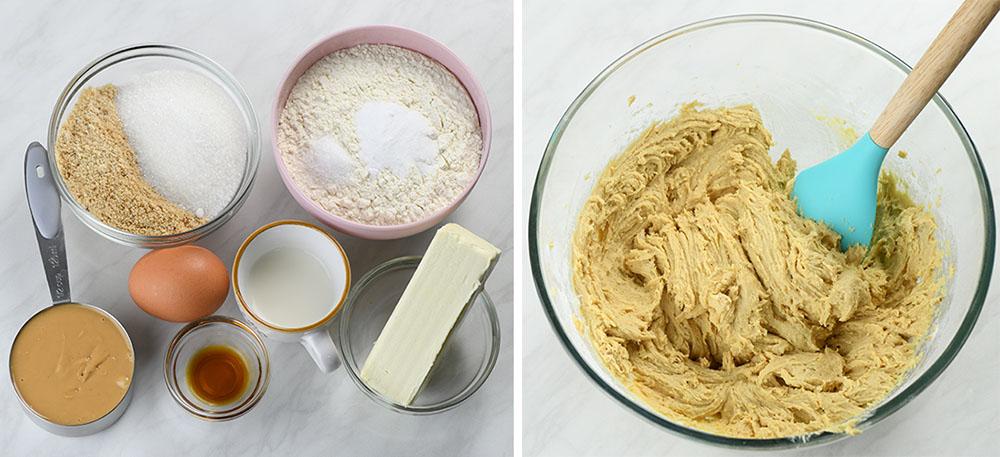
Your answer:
54;85;205;236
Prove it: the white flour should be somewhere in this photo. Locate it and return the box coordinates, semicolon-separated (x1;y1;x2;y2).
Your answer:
278;44;482;226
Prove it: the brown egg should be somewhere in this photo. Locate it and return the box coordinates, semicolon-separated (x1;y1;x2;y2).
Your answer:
128;245;229;323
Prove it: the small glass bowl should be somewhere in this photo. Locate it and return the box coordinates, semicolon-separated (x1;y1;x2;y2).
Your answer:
47;44;261;248
164;316;270;421
337;256;501;414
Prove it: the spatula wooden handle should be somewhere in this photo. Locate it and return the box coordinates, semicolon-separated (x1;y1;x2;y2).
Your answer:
870;0;1000;148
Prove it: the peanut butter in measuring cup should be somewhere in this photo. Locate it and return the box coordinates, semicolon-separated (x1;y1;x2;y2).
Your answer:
10;303;134;427
9;143;136;435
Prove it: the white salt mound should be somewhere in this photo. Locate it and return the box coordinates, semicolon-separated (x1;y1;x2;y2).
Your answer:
307;135;356;185
117;69;247;219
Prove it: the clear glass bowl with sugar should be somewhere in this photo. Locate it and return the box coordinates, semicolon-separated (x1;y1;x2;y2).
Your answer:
47;44;261;248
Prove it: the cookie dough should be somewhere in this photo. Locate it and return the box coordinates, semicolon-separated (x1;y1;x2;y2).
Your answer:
572;104;944;438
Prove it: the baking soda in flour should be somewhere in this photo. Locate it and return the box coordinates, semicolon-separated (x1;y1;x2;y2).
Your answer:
356;101;439;176
278;44;482;226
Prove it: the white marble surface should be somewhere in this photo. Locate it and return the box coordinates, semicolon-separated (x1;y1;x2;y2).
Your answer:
523;1;999;456
0;0;512;455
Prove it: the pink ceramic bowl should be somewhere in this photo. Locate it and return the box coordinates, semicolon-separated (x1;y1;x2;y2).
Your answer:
272;25;492;240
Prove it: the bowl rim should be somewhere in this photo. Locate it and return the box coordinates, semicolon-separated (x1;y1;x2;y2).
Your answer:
336;255;502;415
163;315;271;421
528;13;995;449
46;43;262;248
270;24;492;240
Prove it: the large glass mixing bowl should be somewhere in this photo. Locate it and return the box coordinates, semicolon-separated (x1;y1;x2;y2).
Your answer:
529;15;994;449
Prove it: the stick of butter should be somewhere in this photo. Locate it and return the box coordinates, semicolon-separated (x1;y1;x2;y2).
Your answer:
360;223;501;406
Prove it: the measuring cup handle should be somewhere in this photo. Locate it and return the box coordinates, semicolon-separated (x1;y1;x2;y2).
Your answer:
300;327;341;373
24;142;70;304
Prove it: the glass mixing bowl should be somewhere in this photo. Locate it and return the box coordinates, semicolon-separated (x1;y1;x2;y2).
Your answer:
337;256;501;414
46;44;261;248
529;14;994;449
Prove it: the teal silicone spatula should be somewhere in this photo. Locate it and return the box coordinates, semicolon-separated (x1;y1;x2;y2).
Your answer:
792;0;999;250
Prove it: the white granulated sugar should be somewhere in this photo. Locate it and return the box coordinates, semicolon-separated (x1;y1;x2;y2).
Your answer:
117;69;247;219
278;44;482;226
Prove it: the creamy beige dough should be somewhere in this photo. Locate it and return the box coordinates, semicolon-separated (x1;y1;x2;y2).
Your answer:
573;104;944;438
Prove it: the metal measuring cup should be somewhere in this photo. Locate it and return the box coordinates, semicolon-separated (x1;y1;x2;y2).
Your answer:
8;142;136;436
